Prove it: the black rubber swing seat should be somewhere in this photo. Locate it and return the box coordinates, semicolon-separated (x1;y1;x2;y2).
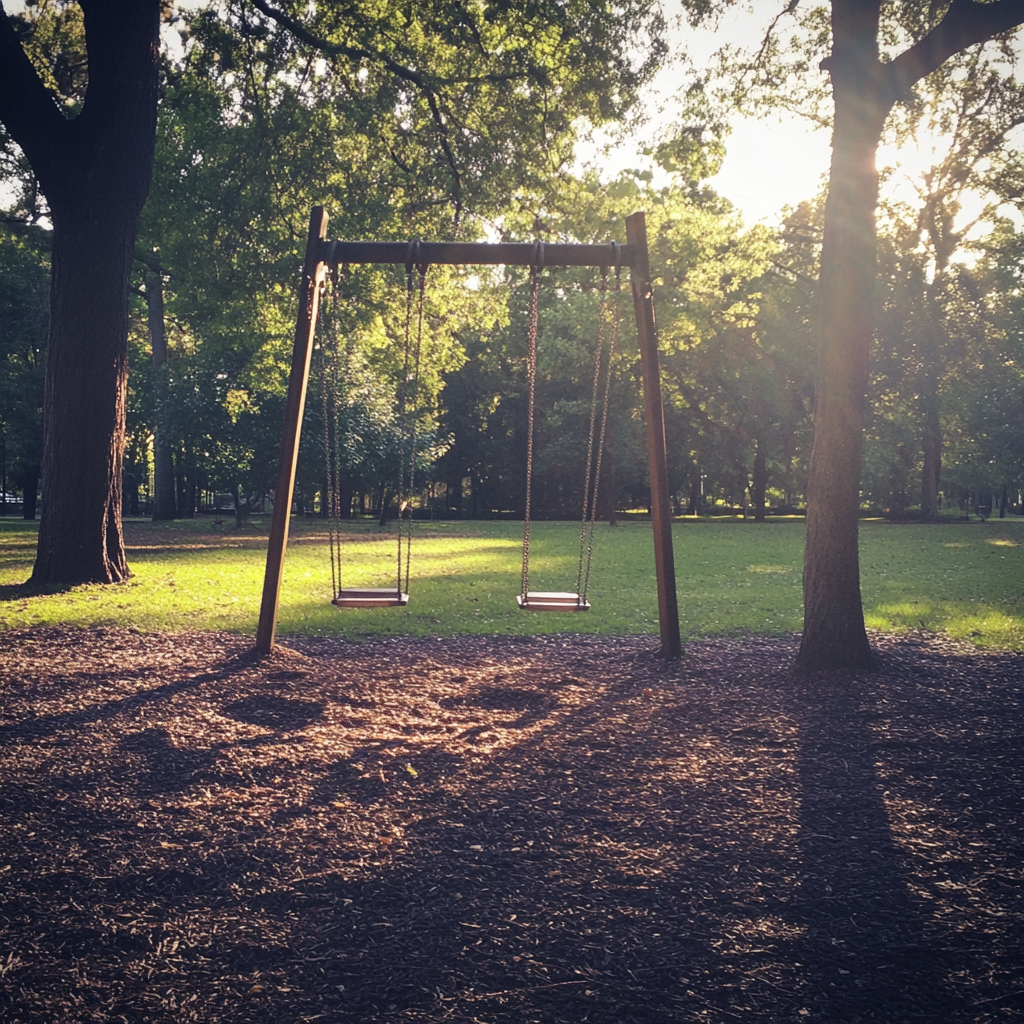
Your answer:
517;591;590;612
333;588;409;608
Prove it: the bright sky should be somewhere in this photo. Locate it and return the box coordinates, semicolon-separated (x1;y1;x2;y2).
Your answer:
575;5;835;225
580;3;1024;236
578;105;833;227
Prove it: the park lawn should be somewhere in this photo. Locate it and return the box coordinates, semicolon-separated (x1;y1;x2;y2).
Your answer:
0;515;1021;649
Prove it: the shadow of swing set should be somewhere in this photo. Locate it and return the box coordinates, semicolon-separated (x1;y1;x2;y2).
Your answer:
255;208;681;657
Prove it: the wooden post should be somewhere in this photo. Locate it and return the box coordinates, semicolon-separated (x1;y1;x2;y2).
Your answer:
255;207;329;654
626;211;682;657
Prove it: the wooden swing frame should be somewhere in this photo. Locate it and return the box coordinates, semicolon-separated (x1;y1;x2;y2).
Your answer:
255;207;681;657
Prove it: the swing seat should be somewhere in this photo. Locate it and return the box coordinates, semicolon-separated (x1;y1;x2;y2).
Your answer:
517;591;590;612
333;588;409;608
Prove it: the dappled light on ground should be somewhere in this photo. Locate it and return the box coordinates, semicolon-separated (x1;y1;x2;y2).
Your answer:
0;627;1020;1022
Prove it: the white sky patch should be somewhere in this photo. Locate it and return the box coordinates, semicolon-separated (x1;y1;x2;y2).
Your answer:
576;4;834;225
578;4;1024;238
878;121;1024;251
702;109;831;223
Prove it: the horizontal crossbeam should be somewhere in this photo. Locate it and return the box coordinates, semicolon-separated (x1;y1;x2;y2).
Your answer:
322;239;637;269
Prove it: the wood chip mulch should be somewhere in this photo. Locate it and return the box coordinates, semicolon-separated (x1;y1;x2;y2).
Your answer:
0;626;1021;1024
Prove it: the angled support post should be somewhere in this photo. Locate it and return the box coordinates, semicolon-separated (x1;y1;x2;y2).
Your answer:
626;211;682;657
256;206;329;654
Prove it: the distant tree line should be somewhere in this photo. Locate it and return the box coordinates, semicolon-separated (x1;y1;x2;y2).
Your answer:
5;162;1022;526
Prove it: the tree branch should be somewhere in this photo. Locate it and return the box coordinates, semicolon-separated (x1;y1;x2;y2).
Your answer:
882;0;1024;105
250;0;374;67
248;0;521;89
768;255;818;290
0;4;69;190
249;0;464;220
133;246;162;274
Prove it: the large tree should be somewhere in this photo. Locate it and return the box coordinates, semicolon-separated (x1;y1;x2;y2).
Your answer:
798;0;1024;670
0;0;161;582
714;0;1024;667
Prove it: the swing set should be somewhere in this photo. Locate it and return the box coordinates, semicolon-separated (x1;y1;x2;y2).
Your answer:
255;207;681;656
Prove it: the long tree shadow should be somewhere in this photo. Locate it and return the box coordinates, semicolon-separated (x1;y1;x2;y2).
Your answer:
2;632;1019;1023
0;580;79;601
0;647;264;744
788;671;961;1021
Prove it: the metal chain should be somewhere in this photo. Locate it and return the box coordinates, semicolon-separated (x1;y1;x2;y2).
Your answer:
397;255;415;594
317;279;335;599
580;260;620;601
330;271;347;596
520;258;541;601
576;266;608;600
405;262;427;594
318;270;344;600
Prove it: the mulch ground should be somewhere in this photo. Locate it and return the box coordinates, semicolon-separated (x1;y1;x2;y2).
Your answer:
0;626;1021;1024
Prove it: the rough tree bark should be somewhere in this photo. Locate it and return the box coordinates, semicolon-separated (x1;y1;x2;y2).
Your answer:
796;0;1024;671
0;0;160;583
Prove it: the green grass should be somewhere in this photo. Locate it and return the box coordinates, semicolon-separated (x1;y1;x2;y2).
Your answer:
1;514;1022;649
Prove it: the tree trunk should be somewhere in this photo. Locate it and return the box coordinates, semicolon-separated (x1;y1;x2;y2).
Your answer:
796;7;886;671
123;466;140;517
447;468;463;517
887;444;912;520
920;409;941;521
32;204;136;582
919;295;943;522
233;483;245;529
603;443;618;525
147;263;176;520
185;474;196;518
339;474;354;520
687;465;702;516
751;443;768;522
20;466;39;521
0;0;161;584
176;465;187;518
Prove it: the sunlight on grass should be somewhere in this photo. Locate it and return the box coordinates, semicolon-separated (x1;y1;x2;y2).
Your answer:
865;604;1024;648
1;515;1021;650
945;611;1024;647
860;520;1023;650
